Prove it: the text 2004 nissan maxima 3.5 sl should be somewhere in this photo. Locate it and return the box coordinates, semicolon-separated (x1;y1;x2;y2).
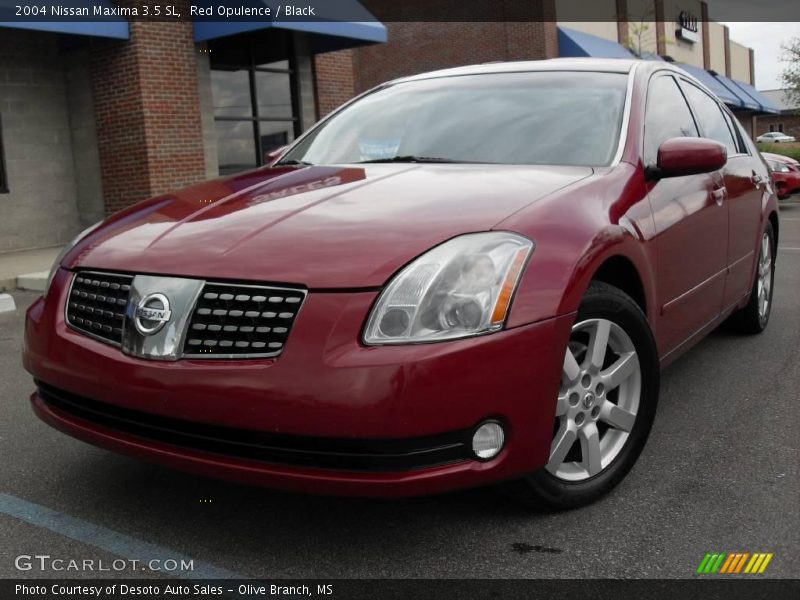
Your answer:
24;58;778;509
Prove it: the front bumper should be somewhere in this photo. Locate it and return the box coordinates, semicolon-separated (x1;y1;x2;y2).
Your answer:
773;173;800;198
24;269;573;497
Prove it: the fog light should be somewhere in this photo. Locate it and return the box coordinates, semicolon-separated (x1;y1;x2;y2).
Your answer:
472;422;505;460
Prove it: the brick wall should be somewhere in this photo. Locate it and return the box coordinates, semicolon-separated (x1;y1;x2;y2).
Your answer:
0;29;83;252
90;10;205;215
315;0;558;117
755;114;800;141
314;50;356;118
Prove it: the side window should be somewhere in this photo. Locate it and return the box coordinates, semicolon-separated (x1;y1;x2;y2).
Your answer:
680;81;738;156
644;75;699;165
733;115;759;157
721;109;747;155
0;114;7;193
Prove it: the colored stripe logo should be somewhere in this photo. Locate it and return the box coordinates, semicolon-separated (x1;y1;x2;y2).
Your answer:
697;552;773;574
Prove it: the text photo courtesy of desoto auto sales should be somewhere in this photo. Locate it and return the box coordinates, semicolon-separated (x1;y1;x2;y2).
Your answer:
0;1;798;599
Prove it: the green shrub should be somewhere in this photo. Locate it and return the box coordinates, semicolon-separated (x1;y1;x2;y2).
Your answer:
757;142;800;161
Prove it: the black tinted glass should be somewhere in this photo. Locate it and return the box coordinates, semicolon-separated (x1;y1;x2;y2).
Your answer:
644;75;699;165
681;82;737;155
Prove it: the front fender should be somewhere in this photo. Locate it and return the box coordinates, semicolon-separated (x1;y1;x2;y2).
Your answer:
498;164;656;329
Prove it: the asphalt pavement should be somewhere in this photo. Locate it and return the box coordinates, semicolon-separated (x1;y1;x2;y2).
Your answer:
1;205;799;580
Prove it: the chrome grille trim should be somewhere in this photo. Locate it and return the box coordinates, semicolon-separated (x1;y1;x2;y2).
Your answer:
64;271;307;360
183;282;306;359
65;271;133;346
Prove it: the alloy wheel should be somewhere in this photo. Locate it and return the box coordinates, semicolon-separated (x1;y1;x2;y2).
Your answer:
547;318;642;482
757;232;773;322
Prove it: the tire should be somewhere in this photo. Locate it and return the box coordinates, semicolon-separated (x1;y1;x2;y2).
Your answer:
729;222;775;335
505;281;660;510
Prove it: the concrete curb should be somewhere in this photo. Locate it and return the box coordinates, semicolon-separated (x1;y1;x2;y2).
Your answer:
16;271;48;292
0;293;16;314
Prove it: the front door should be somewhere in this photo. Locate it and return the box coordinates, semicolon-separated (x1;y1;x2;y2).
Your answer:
644;74;729;356
679;80;764;308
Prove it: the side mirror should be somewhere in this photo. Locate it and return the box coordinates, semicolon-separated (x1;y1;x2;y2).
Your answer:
646;137;727;180
265;145;288;167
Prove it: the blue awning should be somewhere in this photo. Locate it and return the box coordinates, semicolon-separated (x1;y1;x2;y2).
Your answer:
671;63;779;114
0;21;128;39
0;0;129;39
726;78;780;114
639;52;665;62
676;63;744;108
712;73;760;111
194;20;386;52
557;27;634;59
194;1;386;53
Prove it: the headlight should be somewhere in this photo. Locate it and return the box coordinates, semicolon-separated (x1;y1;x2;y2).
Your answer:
768;160;790;173
43;221;102;298
363;232;533;345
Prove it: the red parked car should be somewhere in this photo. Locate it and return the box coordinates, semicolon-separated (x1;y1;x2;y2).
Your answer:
763;151;800;199
24;59;778;509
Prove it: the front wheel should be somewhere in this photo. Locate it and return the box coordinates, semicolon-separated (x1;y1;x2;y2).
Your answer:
506;282;659;510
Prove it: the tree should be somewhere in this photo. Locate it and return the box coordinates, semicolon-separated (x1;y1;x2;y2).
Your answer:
618;1;667;59
781;37;800;109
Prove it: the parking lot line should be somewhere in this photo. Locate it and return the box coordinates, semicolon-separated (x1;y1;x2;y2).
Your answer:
778;247;800;251
0;493;245;580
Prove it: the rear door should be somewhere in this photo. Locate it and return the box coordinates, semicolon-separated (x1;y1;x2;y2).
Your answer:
679;80;764;308
644;73;729;356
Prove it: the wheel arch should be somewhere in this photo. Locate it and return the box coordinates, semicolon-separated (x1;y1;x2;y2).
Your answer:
590;255;648;317
768;210;779;251
562;238;657;328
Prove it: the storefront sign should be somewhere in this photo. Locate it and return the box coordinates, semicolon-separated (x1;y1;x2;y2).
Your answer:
676;10;700;43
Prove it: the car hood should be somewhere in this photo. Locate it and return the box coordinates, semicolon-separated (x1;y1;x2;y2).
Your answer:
71;164;592;288
762;152;799;165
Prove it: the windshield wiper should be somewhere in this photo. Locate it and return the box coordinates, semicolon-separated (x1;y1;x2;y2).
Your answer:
357;155;465;164
276;159;313;167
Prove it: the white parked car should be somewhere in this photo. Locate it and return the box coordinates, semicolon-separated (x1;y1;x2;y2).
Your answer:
757;131;796;143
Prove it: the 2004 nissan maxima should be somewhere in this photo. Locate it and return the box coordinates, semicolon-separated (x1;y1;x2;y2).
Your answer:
24;58;778;509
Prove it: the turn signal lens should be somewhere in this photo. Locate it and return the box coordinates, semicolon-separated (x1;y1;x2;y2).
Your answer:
490;247;530;325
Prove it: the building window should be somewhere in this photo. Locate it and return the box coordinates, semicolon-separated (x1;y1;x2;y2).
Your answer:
0;114;8;193
210;35;299;175
769;123;785;133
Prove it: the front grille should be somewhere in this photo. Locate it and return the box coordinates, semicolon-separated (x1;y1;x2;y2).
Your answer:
183;282;306;358
36;382;473;472
64;271;306;359
66;272;133;345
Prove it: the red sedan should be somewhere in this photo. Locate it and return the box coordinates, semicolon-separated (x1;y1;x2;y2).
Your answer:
763;151;800;199
24;59;778;509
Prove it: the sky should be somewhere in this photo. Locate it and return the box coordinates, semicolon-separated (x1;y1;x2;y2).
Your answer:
722;22;800;90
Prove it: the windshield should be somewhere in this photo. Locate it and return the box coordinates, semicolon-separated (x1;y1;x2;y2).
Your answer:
280;71;628;167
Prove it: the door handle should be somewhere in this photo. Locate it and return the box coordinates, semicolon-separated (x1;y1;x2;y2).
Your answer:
751;172;767;189
711;187;727;206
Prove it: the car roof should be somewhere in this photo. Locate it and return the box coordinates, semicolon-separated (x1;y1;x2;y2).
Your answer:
392;57;643;84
